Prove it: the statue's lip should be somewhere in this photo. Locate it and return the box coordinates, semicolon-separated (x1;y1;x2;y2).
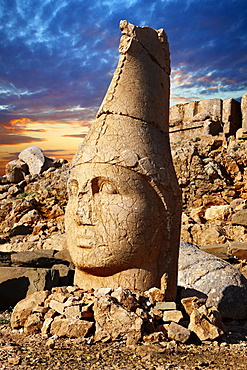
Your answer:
77;242;93;248
77;243;106;249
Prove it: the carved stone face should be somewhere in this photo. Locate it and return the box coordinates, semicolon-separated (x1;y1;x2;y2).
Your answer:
65;163;166;276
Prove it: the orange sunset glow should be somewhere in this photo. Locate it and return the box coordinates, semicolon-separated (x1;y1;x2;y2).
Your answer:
0;118;93;175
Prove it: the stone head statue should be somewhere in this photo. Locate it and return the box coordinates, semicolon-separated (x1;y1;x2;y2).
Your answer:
65;20;181;300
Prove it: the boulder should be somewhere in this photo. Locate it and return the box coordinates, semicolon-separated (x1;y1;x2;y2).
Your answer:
167;322;191;343
178;241;247;319
6;160;28;183
11;290;49;328
19;146;45;176
50;317;94;338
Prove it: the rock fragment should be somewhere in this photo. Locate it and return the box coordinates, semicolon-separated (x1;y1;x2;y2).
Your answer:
19;146;45;176
167;322;191;343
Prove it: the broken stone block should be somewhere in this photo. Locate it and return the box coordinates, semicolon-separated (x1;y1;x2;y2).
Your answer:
94;287;112;298
236;127;247;139
6;160;28;183
44;308;57;320
33;305;49;315
111;288;139;311
228;241;247;260
163;310;183;323
169;104;184;126
24;312;43;335
188;308;224;341
50;317;94;338
11;290;49;328
19;146;45;176
93;296;143;342
48;299;65;315
154;302;176;311
41;318;53;335
222;98;241;137
183;101;198;122
231;209;247;226
167;322;191;343
181;296;206;316
10;250;57;267
64;304;81;319
144;287;164;305
0;265;63;311
197;99;222;122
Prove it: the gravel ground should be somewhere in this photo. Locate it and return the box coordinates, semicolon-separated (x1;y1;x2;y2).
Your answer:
1;320;247;370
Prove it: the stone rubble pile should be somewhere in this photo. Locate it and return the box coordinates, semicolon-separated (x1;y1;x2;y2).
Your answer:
11;286;226;344
0;149;69;252
171;134;247;277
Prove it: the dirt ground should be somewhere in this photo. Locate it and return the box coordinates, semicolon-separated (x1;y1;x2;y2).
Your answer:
1;321;247;370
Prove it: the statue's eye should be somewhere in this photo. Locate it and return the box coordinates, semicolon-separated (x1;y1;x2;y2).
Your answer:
68;179;79;197
92;177;118;195
99;181;118;194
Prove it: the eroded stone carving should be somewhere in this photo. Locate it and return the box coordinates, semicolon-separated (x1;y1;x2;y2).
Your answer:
65;20;181;299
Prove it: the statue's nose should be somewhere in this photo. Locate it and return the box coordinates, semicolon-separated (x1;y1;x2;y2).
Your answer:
76;193;94;225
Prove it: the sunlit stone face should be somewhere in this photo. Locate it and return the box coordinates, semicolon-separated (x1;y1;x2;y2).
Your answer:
65;163;166;276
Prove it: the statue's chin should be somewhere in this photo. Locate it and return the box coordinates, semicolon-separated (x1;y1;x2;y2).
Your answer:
77;265;129;277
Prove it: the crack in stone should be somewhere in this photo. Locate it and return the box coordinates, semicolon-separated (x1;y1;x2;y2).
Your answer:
97;110;168;137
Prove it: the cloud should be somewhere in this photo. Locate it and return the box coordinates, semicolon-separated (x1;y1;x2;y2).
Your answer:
0;134;46;146
170;96;200;105
62;134;86;138
0;0;246;159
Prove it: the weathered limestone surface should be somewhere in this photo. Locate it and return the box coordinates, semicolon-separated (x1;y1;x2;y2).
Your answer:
65;21;181;298
178;241;247;319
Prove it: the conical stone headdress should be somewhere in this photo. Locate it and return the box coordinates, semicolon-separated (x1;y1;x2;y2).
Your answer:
71;20;180;206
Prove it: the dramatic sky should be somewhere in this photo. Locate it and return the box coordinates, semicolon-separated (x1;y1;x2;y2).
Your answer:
0;0;247;174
